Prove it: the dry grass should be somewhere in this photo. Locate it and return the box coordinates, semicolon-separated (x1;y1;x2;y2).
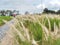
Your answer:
1;14;60;45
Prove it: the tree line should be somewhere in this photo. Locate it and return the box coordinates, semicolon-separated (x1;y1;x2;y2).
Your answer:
0;10;19;16
43;8;60;14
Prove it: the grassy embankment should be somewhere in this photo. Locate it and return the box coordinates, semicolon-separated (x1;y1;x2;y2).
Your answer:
1;15;60;45
0;16;13;26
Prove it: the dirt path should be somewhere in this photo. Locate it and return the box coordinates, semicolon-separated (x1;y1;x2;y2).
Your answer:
0;20;14;45
0;30;14;45
0;19;14;43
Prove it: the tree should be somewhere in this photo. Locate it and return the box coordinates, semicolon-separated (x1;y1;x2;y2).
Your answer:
1;10;5;16
43;8;49;13
43;8;56;14
25;11;29;15
56;10;60;14
6;10;13;16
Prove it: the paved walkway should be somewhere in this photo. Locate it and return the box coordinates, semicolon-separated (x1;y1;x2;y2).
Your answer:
0;19;14;41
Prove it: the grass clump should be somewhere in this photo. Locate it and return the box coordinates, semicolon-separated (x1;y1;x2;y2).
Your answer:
4;15;60;45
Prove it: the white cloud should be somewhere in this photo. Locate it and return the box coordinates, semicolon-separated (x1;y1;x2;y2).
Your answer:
36;4;46;9
1;0;60;13
50;0;60;6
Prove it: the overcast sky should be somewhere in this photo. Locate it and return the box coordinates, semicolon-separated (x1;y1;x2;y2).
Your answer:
0;0;60;14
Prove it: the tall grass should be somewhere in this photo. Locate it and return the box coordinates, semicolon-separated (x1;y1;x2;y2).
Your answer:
2;15;60;45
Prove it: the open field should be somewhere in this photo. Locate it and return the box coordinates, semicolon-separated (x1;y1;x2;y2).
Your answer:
0;16;13;26
1;14;60;45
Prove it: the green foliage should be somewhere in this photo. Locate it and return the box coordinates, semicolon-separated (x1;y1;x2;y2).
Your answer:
0;16;12;26
24;20;42;41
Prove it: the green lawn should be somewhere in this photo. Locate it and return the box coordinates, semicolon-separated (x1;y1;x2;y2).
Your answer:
0;16;13;26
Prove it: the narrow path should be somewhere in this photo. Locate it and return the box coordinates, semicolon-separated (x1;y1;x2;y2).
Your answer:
0;19;14;41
